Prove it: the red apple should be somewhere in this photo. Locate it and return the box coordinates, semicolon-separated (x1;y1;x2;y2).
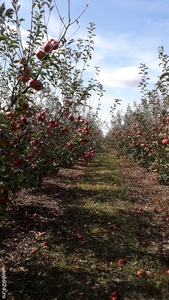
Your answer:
47;123;54;129
24;67;30;76
20;67;30;82
9;152;16;158
62;127;69;133
55;121;59;127
22;102;29;109
19;158;25;165
79;138;85;143
10;121;17;130
76;115;81;120
49;38;59;50
118;258;125;264
43;42;52;53
35;81;42;91
162;138;169;145
30;139;38;146
76;232;83;239
6;111;14;118
13;160;20;167
111;292;118;297
23;67;30;76
20;74;29;83
38;113;46;122
29;79;42;91
28;78;37;89
20;57;26;64
83;119;89;125
25;110;32;118
0;195;6;204
36;49;46;60
43;241;48;246
21;116;27;124
26;154;32;160
49;119;55;125
67;141;73;148
68;114;74;121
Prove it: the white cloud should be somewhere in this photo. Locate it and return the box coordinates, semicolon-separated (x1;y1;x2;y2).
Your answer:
90;30;164;69
98;66;141;89
81;31;165;90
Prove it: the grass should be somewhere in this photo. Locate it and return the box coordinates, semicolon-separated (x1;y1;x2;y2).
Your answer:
3;149;169;299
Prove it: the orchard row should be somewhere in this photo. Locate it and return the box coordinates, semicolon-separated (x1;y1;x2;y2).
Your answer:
0;100;102;209
109;114;169;183
0;2;105;212
107;48;169;184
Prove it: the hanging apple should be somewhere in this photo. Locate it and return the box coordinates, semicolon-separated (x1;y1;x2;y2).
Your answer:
36;49;46;60
49;39;59;50
28;78;42;91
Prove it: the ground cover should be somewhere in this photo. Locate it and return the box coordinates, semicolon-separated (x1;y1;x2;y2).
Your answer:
1;149;169;300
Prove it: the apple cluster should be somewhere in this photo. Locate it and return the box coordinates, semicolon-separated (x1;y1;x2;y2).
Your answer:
19;38;59;91
0;100;100;207
36;39;59;59
109;115;169;184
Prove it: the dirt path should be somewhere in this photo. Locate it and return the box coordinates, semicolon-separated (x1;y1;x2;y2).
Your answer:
0;153;169;299
0;165;85;295
119;157;169;265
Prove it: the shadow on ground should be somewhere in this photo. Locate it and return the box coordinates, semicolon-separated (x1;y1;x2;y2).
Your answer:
0;161;168;300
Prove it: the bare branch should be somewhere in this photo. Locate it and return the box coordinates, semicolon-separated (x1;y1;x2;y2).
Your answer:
53;0;91;44
68;0;71;23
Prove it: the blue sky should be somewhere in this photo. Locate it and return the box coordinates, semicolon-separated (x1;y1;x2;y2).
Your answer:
77;0;169;123
6;0;169;129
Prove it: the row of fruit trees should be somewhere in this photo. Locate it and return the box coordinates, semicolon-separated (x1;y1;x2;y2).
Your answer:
2;0;169;215
0;0;105;213
107;46;169;185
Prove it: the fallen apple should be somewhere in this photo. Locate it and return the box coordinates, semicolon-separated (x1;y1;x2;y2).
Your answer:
118;258;125;264
43;241;48;246
111;291;118;297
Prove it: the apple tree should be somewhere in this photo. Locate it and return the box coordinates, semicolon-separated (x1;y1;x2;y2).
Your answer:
0;0;105;212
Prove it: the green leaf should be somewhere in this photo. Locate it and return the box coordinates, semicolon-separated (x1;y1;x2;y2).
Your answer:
0;158;5;169
32;2;36;9
17;175;25;183
0;36;7;41
0;3;5;18
160;72;169;80
19;18;25;22
5;8;14;18
0;203;7;216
